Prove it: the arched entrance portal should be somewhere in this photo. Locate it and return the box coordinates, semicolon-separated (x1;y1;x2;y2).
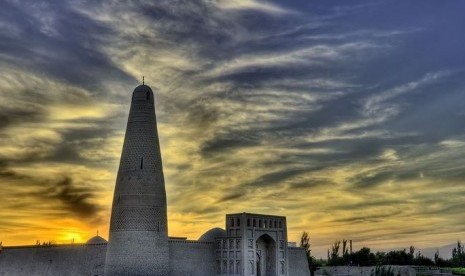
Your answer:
255;234;277;276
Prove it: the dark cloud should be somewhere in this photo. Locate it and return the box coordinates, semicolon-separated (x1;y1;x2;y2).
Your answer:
200;135;260;156
217;191;246;203
247;168;308;188
288;178;334;190
0;160;102;220
348;171;395;189
0;108;45;130
0;160;24;180
331;210;403;224
39;176;101;219
0;0;135;91
335;199;408;211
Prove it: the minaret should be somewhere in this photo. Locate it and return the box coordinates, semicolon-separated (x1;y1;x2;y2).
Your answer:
104;84;169;276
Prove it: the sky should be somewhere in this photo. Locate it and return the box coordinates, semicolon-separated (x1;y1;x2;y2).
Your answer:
0;0;465;258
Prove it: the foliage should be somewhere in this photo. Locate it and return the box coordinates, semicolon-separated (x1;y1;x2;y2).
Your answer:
326;241;434;267
352;247;377;266
322;238;465;268
300;232;310;257
450;267;465;275
452;241;465;267
300;232;320;276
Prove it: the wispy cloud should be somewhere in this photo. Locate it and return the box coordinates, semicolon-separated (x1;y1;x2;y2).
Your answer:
1;0;465;257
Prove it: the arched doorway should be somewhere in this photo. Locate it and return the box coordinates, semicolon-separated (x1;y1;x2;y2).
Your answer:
256;234;277;276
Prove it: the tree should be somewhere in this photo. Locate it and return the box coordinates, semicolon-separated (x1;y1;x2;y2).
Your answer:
342;240;349;257
327;240;346;266
452;240;465;267
300;232;317;276
352;247;377;266
409;246;415;257
300;232;311;258
330;240;341;260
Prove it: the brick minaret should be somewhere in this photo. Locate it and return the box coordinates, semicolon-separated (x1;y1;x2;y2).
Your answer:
104;85;169;275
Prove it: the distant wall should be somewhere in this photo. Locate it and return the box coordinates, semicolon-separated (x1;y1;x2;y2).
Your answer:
0;241;216;276
0;244;106;276
315;266;416;276
169;240;216;276
288;247;310;276
2;240;313;276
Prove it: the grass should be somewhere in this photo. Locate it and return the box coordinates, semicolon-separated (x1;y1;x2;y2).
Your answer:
442;267;465;275
451;268;465;275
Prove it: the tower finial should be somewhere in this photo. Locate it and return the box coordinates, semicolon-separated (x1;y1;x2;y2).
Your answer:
142;76;144;85
97;230;99;236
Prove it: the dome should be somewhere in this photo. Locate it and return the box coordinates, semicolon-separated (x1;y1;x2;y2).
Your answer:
86;235;108;245
133;84;153;93
198;228;226;242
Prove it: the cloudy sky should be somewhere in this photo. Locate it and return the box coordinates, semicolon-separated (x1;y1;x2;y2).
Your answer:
1;0;465;257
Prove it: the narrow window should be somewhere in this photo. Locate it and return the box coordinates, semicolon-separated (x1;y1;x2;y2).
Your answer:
237;218;240;227
117;195;120;203
231;218;235;227
216;261;221;274
146;91;150;100
247;218;251;227
229;260;234;274
253;219;256;228
140;157;143;170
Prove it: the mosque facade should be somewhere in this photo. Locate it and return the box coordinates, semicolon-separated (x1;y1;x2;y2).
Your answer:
0;85;310;276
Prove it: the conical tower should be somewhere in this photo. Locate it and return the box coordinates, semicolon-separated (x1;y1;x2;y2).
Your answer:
104;85;169;276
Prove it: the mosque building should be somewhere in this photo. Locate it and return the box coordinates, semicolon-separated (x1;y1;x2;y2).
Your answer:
0;84;310;276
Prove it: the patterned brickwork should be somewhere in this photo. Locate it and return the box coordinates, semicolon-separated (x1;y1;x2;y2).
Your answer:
110;206;164;231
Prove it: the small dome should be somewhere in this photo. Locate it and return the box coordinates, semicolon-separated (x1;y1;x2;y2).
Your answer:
86;235;107;245
198;228;226;242
133;84;153;93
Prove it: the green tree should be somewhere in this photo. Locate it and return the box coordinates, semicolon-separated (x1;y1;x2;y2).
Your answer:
352;247;377;266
